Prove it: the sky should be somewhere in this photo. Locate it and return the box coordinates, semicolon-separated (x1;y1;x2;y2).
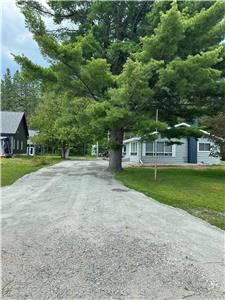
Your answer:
1;0;52;78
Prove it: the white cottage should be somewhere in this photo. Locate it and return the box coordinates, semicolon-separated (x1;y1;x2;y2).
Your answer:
123;123;221;165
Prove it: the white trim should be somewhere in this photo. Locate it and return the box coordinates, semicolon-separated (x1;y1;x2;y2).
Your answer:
198;141;211;152
130;141;138;155
174;122;191;128
199;129;210;136
27;146;35;156
123;137;141;144
172;144;176;157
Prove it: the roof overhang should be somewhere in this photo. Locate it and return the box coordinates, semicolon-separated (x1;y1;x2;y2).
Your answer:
123;137;141;144
122;122;214;144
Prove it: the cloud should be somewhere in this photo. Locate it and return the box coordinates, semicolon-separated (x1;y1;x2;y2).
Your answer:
1;0;75;78
1;0;49;77
1;46;12;60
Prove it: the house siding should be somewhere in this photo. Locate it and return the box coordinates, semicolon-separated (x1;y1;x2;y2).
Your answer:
13;119;27;154
197;138;221;164
123;126;221;165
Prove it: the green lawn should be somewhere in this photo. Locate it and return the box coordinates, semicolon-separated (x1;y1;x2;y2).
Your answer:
116;167;225;230
0;156;62;187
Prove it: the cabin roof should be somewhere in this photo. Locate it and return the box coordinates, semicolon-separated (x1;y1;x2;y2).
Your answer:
0;111;28;136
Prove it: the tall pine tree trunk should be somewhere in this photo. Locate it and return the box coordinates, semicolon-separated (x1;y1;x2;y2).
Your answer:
109;129;124;172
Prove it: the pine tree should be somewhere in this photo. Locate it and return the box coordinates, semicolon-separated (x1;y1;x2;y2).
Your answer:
14;1;225;170
1;69;41;116
1;68;15;111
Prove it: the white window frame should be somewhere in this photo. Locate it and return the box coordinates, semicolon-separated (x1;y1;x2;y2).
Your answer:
123;145;127;156
145;141;175;157
29;147;34;156
198;142;211;152
130;142;138;156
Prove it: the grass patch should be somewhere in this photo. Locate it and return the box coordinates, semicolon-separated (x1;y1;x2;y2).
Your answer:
116;167;225;230
0;155;62;187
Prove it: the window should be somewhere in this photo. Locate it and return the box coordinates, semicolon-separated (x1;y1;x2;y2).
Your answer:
131;142;137;155
157;142;164;155
199;142;211;152
145;141;173;156
13;139;15;150
146;142;154;155
21;141;23;150
164;143;173;156
17;140;19;150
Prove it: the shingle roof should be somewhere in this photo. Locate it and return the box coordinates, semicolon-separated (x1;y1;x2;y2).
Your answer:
0;111;25;134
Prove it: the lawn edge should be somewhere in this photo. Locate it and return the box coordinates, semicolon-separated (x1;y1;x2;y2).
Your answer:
115;174;225;233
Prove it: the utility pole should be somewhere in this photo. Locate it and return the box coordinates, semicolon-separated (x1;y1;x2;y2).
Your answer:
154;109;158;181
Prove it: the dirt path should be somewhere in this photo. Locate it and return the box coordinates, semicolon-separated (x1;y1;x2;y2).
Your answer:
2;160;225;299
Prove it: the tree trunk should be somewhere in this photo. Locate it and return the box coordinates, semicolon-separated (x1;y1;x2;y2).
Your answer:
109;129;124;172
61;147;70;159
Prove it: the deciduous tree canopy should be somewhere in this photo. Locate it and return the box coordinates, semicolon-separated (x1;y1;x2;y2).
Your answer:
30;91;92;158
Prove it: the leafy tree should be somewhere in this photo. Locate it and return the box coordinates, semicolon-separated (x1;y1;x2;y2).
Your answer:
15;1;225;171
31;91;92;158
1;69;41;116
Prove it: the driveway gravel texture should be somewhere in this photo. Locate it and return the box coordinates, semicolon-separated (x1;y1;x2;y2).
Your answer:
1;160;225;300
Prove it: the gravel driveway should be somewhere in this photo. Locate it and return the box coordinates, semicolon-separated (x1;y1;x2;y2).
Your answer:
2;160;225;299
